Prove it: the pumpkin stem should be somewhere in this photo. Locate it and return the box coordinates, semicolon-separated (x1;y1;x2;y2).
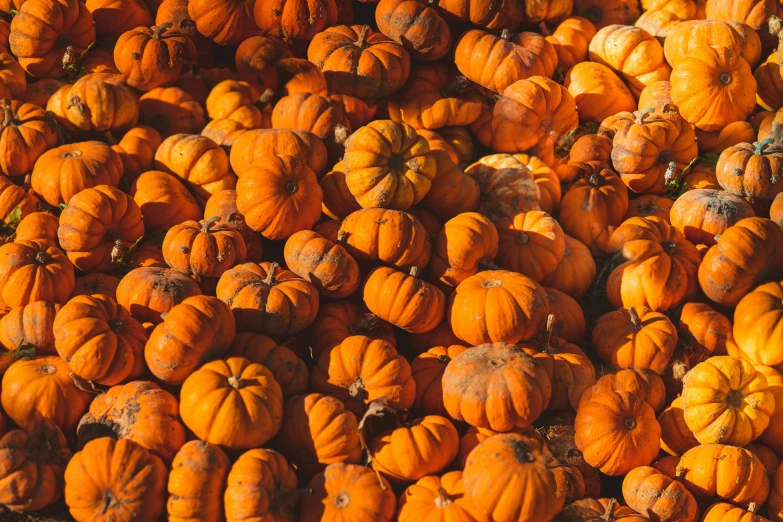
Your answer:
107;318;123;333
636;107;655;124
628;307;642;331
348;377;367;401
478;258;501;270
263;262;279;285
587;172;602;187
0;99;14;127
336;230;348;244
661;240;676;254
602;498;619;520
500;29;511;40
110;239;126;267
258;88;275;105
333;491;351;508
334;124;349;146
441;75;471;98
748;502;758;514
227;374;244;390
543;314;557;354
69;373;104;394
33;251;49;265
409;266;420;278
434;487;453;508
201;215;220;233
356;25;371;48
756;138;775;155
153;22;173;39
349;313;380;336
515;230;529;245
538;22;552;35
62;45;77;71
103;130;118;145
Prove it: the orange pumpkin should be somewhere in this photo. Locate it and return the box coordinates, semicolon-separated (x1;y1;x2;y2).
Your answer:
659;396;700;456
670;188;755;246
110;126;163;179
375;0;450;61
575;389;662;476
364;266;445;334
427;212;498;290
188;0;260;46
131;170;202;232
397;471;486;522
678;444;770;505
546;16;597;72
717;140;783;200
410;345;468;417
167;440;230;522
230;128;327;178
0;241;74;307
311;335;415;414
71;273;120;300
541;234;596;299
579;367;667;412
696;121;758;155
301;463;396;522
565;62;637;123
86;0;152;39
203;189;263;262
224;448;300;522
495;211;565;282
161;217;246;278
679;302;734;359
625;195;674;221
116;266;201;325
0;301;60;354
114;24;197;91
308;300;397;363
463;154;542;221
138;87;206;138
704;0;776;31
663;20;761;68
283;229;360;299
0;100;57;179
732;281;783;366
622;466;699;522
756;52;783;112
46;73;138;134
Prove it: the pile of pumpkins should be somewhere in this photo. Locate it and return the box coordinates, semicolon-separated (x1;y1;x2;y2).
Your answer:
3;0;783;520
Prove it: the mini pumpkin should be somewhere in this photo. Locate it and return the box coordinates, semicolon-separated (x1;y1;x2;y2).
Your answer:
495;211;565;282
622;466;699;522
226;332;309;397
138;87;206;138
716;139;783;200
410;345;467;417
677;444;769;505
167;441;230;522
664;20;761;68
397;471;486;522
203;189;264;262
131;170;203;232
187;0;260;46
670;188;755;246
308;301;397;362
0;301;60;354
116;266;201;324
565;61;638;124
0;99;57;179
230;128;328;178
283;229;360;299
0;241;75;308
464;154;542;221
541;234;596;299
364;266;445;334
579;367;666;412
733;281;783;366
161;217;246;278
659;396;700;456
114;23;197;91
224;448;299;522
546;16;597;72
427;212;498;290
375;0;451;61
301;463;396;522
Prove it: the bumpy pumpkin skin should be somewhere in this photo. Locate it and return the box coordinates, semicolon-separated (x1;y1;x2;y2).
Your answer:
370;415;459;484
254;0;337;40
375;0;451;61
702;502;770;522
670;188;755;246
575;389;662;476
162;218;247;278
464;154;542;221
180;357;284;451
276;393;362;476
682;356;775;447
0;241;75;308
46;74;139;134
9;0;96;78
622;466;699;522
664;20;761;69
77;380;186;462
64;438;167;522
495;211;565;282
223;448;299;522
301;463;397;522
283;230;360;299
442;342;551;431
1;356;92;433
145;295;235;385
311;335;415;415
698;217;783;307
462;433;567;522
0;418;72;512
167;440;230;522
114;24;197;91
678;444;769;505
716;140;783;200
116;266;201;325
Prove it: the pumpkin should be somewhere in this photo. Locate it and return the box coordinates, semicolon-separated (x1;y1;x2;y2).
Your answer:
309;24;410;99
611;109;699;195
704;0;776;31
490;76;579;154
216;261;319;339
320;161;362;220
622;466;699;522
418;150;480;220
410;345;467;417
427;212;498;289
575;389;661;476
0;100;57;179
155;133;236;206
679;301;734;360
144;295;234;385
659;396;700;456
111;126;163;179
226;332;309;397
167;440;230;522
116;266;201;325
276;393;362;476
86;0;152;39
114;24;197;91
179;357;283;450
65;438;167;522
161;217;246;278
46;73;139;133
677;444;770;505
625;195;674;221
0;241;74;308
58;185;145;273
131;171;202;232
0;178;38;234
155;0;213;66
592;307;678;373
397;471;485;522
301;463;396;522
342;120;436;210
9;0;96;78
13;212;59;248
558;162;629;253
224;448;299;522
457;426;535;469
696;122;758;155
283;229;360;299
1;356;91;432
462;154;541;220
71;273;120;300
543;288;585;344
756;52;783;111
203;189;264;262
363;266;445;334
670;188;755;246
205;79;272;128
580;367;666;412
0;418;71;512
31;141;123;207
716;140;783;200
664;20;761;68
309;301;396;362
495;210;565;282
558;498;648;521
698;217;783;306
768;463;783;521
733;281;783;366
565;62;638;123
541;234;596;299
234;34;292;91
370;415;459;484
545;16;597;72
637;80;673;112
453;29;557;95
634;9;683;41
0;54;19;99
310;335;415;414
670;45;757;132
605;216;701;311
230;128;327;178
0;301;59;354
375;0;450;61
425;126;474;165
702;503;770;522
138;87;206;138
187;0;260;46
235;154;322;240
442;342;551;430
462;432;567;522
77;380;186;462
